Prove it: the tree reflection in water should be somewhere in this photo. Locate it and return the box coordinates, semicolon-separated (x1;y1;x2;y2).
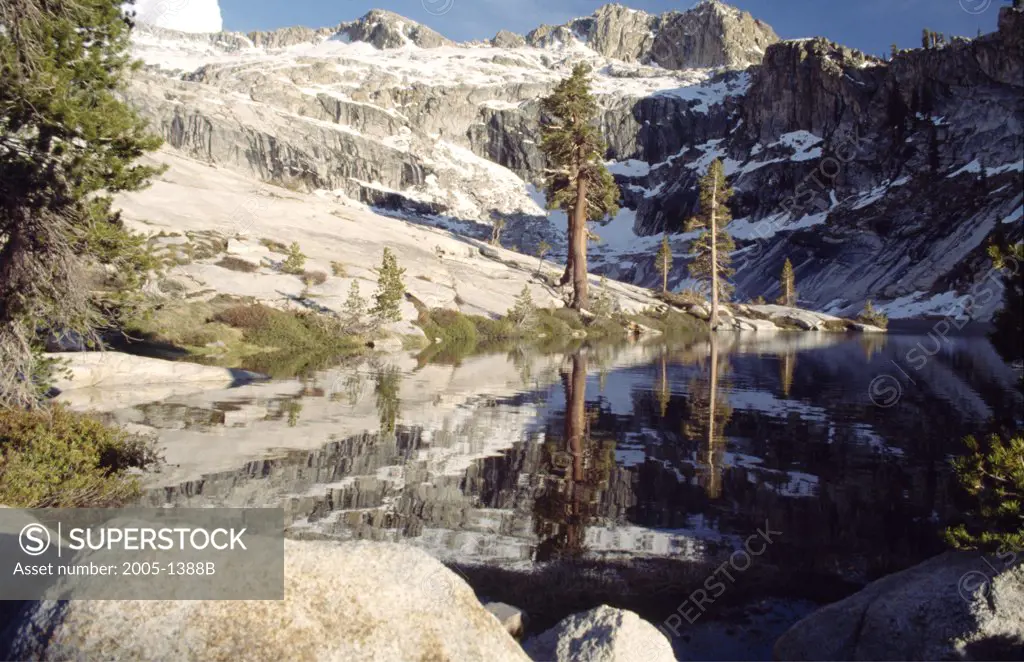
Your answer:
533;349;616;562
683;335;733;499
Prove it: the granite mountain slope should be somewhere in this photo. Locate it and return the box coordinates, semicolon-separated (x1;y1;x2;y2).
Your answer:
124;2;1024;321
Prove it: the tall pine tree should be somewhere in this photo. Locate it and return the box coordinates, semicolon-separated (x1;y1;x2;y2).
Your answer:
988;243;1024;371
0;0;163;405
686;159;735;329
655;235;673;294
780;258;796;306
540;64;619;310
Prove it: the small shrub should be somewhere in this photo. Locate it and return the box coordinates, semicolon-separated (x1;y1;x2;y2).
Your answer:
858;299;889;329
216;256;259;273
507;285;537;329
261;238;288;254
342;281;368;330
281;242;307;275
371;248;407;324
552;307;584;330
212;304;275;330
422;309;478;347
536;240;551;272
822;319;853;332
589;277;617;319
331;261;348;277
0;406;159;507
473;315;515;342
533;308;577;339
212;304;361;377
751;295;766;305
945;431;1024;552
302;270;328;287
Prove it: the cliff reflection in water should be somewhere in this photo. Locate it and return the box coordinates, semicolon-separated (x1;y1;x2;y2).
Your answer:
132;331;1022;583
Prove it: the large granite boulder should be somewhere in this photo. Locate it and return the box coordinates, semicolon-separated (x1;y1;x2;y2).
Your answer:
49;352;263;390
2;540;530;662
774;551;1024;661
523;605;675;662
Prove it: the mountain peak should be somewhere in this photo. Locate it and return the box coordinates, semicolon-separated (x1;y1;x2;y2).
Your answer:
341;9;452;49
516;1;777;69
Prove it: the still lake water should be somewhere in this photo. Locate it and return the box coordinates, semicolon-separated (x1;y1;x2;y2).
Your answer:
76;328;1021;654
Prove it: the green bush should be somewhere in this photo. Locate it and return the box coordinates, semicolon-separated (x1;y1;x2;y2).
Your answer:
534;309;575;339
857;299;889;329
211;303;362;377
371;247;406;324
212;303;277;330
281;242;307;275
626;308;706;338
214;304;326;350
551;307;585;330
822;319;854;332
473;315;515;342
945;431;1024;552
0;407;159;507
422;309;478;347
342;281;368;331
331;261;348;277
506;285;537;329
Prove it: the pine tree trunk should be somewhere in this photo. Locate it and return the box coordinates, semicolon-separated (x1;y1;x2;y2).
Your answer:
560;221;574;286
570;176;589;311
710;179;720;329
661;255;668;293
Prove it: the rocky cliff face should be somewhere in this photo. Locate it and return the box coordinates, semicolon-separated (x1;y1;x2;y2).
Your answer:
125;3;1023;320
525;1;777;69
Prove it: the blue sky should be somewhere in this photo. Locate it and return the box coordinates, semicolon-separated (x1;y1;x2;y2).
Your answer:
218;0;1009;57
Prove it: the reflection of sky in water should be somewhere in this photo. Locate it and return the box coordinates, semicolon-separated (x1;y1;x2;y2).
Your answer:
102;333;1022;577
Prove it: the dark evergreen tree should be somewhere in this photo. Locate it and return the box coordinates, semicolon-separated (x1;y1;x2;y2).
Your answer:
371;247;406;324
988;243;1024;368
686;159;735;328
540;64;619;310
779;258;796;306
0;0;163;405
655;235;673;294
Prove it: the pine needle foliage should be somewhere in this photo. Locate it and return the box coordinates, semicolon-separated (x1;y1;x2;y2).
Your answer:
0;0;163;405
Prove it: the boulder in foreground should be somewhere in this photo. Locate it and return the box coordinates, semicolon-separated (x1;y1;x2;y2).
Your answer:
522;605;676;662
774;551;1024;661
3;540;530;662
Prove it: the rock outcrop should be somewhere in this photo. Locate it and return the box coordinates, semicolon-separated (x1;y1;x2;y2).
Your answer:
526;1;777;69
2;540;531;662
124;3;1023;321
340;9;452;49
774;551;1024;661
48;352;262;391
522;605;676;662
648;0;777;69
